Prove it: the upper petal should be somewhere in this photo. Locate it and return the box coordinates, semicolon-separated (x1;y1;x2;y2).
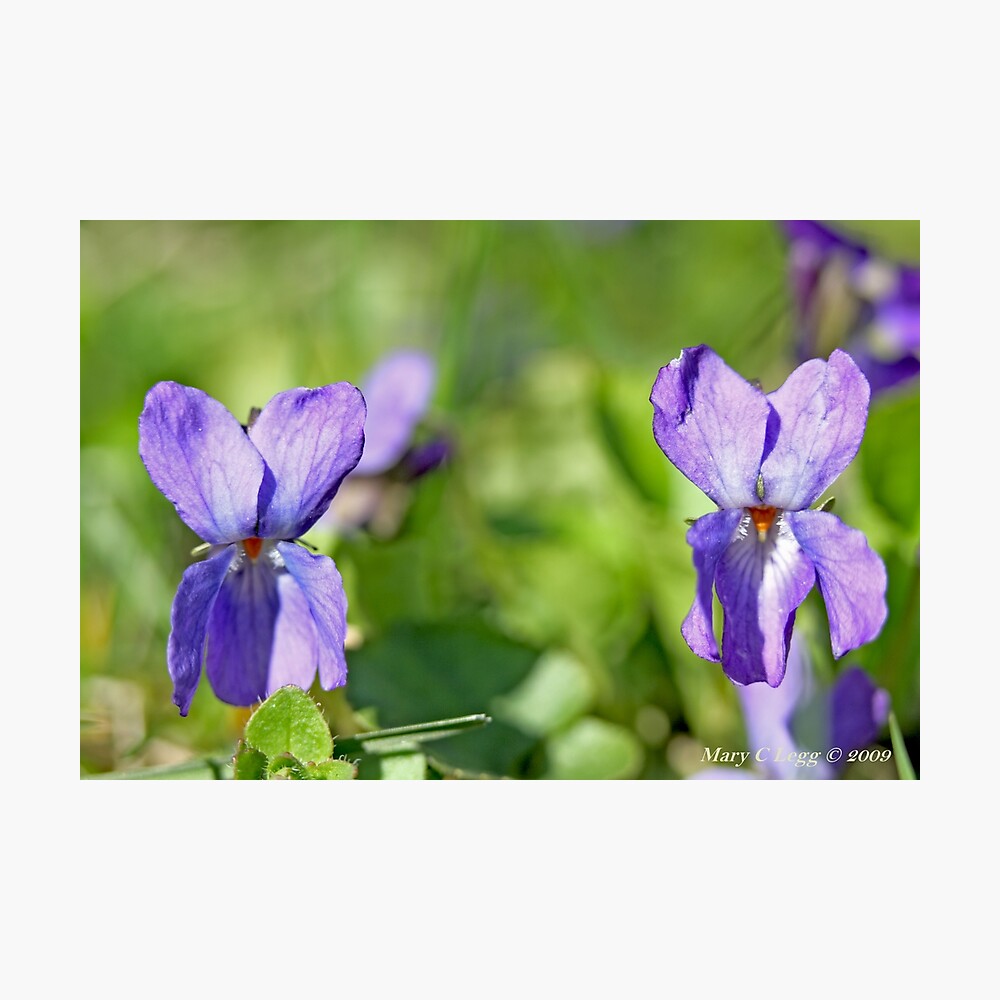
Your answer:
681;508;744;661
759;350;870;510
784;510;888;658
353;350;435;476
139;382;264;543
277;542;349;690
715;515;816;686
650;345;770;508
167;545;236;715
250;383;366;538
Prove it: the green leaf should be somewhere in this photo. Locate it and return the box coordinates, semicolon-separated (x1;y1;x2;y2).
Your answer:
232;741;268;780
543;717;644;780
244;686;333;763
492;650;594;737
347;619;539;776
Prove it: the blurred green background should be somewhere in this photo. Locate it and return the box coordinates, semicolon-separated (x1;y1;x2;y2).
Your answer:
80;220;919;778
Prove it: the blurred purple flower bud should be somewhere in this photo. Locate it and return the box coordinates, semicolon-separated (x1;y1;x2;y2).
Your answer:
781;220;919;395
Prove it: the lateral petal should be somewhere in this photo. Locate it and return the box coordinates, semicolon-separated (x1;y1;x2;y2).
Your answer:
167;545;236;716
250;383;366;538
650;345;769;508
681;508;743;661
277;542;349;690
268;573;320;692
784;510;888;658
759;350;870;510
715;516;816;686
139;382;264;544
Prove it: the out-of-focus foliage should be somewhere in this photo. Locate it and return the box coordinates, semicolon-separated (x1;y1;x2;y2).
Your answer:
81;220;919;778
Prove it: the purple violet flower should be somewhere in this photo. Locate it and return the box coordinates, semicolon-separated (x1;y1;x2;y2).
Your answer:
782;220;919;395
322;350;447;532
650;345;887;687
696;634;890;779
139;380;366;715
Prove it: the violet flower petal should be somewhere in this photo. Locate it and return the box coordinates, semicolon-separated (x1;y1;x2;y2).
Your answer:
205;556;280;707
277;542;349;690
830;666;891;755
759;349;870;510
167;545;236;716
715;519;816;686
353;350;436;476
681;508;743;661
139;382;264;544
784;510;888;657
250;383;366;538
267;573;320;692
650;345;770;508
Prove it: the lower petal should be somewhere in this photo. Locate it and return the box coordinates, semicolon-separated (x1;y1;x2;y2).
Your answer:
681;508;743;661
205;555;280;707
784;510;887;657
715;516;816;686
167;546;236;716
277;542;349;690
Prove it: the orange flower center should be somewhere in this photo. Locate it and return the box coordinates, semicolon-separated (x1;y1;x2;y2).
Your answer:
748;506;777;540
243;537;263;560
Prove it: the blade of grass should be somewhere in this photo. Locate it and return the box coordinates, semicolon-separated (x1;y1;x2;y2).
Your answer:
888;711;916;780
336;713;491;755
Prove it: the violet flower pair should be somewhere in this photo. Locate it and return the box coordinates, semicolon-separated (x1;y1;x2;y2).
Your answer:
139;351;438;716
142;341;888;719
